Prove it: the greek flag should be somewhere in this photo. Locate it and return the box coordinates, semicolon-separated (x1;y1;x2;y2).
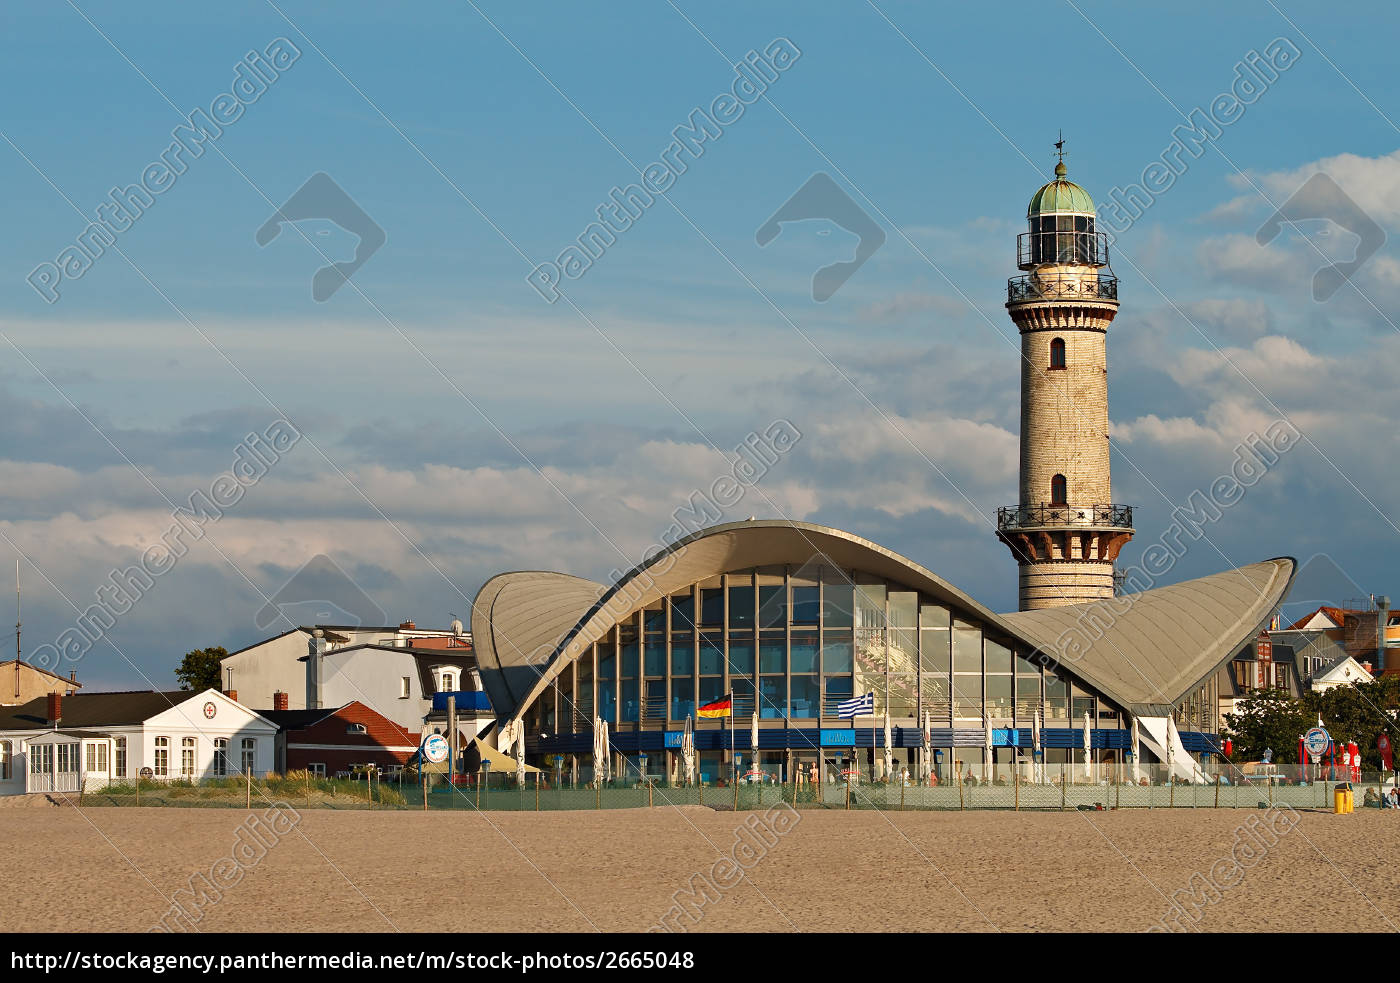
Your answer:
838;692;874;719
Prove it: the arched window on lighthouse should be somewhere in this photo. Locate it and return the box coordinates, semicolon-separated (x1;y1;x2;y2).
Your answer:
1051;474;1067;505
1049;337;1066;369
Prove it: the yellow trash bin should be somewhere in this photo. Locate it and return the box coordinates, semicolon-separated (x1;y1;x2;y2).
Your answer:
1347;787;1355;814
1335;787;1347;814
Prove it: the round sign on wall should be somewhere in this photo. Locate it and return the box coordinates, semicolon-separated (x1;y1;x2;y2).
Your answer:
1303;726;1331;758
203;701;217;719
421;734;449;764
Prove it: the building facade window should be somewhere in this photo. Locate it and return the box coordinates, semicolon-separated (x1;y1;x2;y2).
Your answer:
309;763;326;777
400;676;411;698
530;565;1135;743
30;744;53;776
241;738;256;775
114;737;126;778
181;737;196;777
213;738;229;777
1050;337;1066;369
84;742;108;773
0;740;10;780
1051;474;1067;504
153;737;169;777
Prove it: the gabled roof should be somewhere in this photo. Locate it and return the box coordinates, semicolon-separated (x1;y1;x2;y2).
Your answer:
0;659;82;688
258;708;337;731
1285;606;1357;631
0;690;190;730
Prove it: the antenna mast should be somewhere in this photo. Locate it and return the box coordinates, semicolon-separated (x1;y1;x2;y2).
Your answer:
15;560;21;700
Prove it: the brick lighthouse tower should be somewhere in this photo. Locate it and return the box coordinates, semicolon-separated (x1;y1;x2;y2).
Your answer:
996;142;1134;611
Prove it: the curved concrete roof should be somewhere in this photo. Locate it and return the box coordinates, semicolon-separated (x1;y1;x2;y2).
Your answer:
471;570;606;720
1001;557;1295;714
473;520;1294;726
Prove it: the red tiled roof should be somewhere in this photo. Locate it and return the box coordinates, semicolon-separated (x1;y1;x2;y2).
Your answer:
1286;606;1362;631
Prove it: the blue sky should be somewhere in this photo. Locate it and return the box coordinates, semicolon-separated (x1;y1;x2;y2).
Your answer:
1;0;1397;689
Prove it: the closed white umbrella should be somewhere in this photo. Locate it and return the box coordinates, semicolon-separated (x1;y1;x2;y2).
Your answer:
682;716;695;786
1032;711;1042;784
922;709;932;783
1082;711;1092;782
1131;716;1141;785
592;716;603;787
1166;723;1175;786
883;711;893;783
601;719;610;784
515;723;526;788
570;754;578;788
983;717;993;783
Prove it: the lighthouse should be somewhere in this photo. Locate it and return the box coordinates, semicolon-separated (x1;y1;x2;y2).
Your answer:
996;143;1134;611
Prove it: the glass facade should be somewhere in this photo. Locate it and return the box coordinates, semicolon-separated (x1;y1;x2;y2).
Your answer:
526;565;1130;733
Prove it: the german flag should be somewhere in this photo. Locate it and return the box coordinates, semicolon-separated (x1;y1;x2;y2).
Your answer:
697;693;733;719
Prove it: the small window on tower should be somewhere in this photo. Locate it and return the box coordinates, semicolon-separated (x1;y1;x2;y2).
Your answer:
1051;474;1067;505
1050;338;1066;369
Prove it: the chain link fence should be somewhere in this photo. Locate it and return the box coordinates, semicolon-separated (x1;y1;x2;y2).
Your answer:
66;765;1400;812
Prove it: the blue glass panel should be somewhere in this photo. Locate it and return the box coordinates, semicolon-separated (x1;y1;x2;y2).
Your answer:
670;592;695;631
671;642;694;676
821;638;853;673
700;588;724;626
758;585;786;628
823;583;854;627
759;676;786;719
699;636;723;675
671;678;695;720
760;639;785;674
599;681;617;723
699;676;724;706
728;639;754;675
791;631;819;673
621;680;638;723
644;642;667;677
790;676;818;718
792;586;820;625
728;585;754;628
621;643;639;680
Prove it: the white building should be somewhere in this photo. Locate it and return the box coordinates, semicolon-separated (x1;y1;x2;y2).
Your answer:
0;689;277;795
303;643;489;734
220;621;471;712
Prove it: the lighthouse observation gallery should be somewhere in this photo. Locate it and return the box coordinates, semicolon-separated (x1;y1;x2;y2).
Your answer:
467;160;1297;786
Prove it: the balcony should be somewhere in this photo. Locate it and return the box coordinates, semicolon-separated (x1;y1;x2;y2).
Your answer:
1016;230;1111;269
1007;272;1118;304
996;503;1134;532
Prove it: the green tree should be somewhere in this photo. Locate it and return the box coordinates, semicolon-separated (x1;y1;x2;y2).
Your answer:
1223;675;1400;770
175;646;228;691
1222;689;1312;763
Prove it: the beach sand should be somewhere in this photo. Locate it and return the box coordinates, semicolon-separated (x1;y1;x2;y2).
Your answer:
4;803;1397;933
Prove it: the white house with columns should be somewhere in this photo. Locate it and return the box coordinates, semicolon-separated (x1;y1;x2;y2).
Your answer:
0;689;277;795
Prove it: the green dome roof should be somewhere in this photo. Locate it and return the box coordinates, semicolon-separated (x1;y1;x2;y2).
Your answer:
1027;163;1095;216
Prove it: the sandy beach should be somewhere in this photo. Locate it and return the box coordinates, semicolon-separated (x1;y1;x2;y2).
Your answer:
2;802;1397;933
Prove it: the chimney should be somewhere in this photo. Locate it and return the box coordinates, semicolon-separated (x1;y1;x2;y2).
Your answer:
224;689;238;703
46;691;61;725
1361;661;1374;674
274;691;289;711
399;620;416;631
1378;596;1390;674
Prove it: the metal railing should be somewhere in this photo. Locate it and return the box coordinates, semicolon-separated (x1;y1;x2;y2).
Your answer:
1016;231;1110;268
996;502;1133;531
1007;272;1118;304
